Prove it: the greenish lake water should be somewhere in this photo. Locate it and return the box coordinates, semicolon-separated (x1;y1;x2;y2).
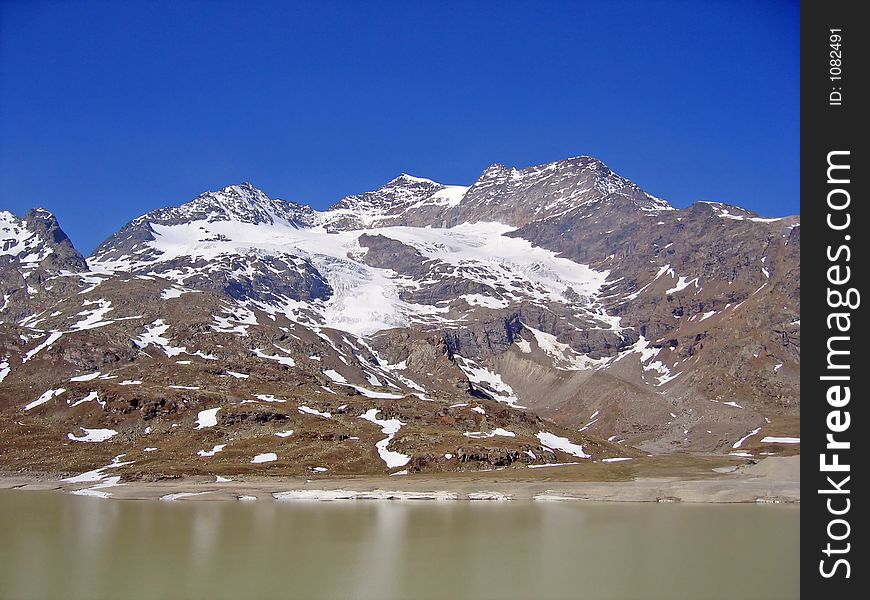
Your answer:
0;491;798;600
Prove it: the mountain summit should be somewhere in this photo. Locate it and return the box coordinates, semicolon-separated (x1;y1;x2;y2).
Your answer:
90;183;316;266
0;155;800;479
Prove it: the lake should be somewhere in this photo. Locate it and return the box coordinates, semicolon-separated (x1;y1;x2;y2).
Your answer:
0;491;798;600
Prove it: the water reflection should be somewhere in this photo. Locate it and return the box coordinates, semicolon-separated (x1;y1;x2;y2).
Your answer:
0;491;799;600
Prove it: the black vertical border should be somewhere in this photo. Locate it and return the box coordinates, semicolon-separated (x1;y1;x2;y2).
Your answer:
802;1;865;597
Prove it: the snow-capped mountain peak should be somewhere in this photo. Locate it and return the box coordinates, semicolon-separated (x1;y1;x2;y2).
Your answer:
329;174;445;211
1;208;89;323
320;173;462;231
1;208;86;270
390;173;439;185
454;156;672;226
170;182;308;226
89;183;316;265
0;153;800;478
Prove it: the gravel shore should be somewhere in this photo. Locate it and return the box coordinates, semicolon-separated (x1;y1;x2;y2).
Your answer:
1;455;799;504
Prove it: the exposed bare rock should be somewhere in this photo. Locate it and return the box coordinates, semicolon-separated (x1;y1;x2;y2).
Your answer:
0;154;799;477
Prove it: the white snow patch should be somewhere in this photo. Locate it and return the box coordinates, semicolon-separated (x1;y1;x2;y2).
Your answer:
251;453;277;464
134;320;187;357
273;489;458;501
461;294;509;309
732;427;762;449
347;385;405;399
62;457;133;484
468;492;511;500
323;369;347;384
524;325;610;371
536;432;590;459
195;407;221;429
161;286;199;300
666;276;698;295
254;394;287;403
625;337;679;386
212;305;258;335
298;405;331;418
69;391;105;408
160;492;211;501
67;428;118;443
705;203;785;223
68;299;116;331
464;428;516;439
23;331;63;363
70;476;124;498
24;387;66;411
454;355;522;406
421;184;468;207
69;371;101;382
514;339;532;353
253;347;295;366
197;444;226;457
359;408;411;469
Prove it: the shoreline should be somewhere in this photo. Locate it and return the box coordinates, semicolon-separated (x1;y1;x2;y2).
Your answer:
1;455;800;504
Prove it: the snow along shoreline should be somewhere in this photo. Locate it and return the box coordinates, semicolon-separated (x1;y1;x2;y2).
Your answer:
0;456;800;504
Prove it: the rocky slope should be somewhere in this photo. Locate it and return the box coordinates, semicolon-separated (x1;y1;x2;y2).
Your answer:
0;156;799;480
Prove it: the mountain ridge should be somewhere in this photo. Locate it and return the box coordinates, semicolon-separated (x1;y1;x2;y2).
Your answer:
0;154;800;479
65;156;796;262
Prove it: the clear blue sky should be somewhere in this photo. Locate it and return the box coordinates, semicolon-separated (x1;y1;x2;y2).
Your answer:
1;0;799;255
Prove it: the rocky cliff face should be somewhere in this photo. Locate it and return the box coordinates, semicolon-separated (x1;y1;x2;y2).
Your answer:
0;156;799;478
1;208;90;323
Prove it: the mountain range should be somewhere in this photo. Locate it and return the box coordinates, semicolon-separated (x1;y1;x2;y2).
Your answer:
0;156;800;479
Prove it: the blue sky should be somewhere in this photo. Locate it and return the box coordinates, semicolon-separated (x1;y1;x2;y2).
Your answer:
1;0;799;255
